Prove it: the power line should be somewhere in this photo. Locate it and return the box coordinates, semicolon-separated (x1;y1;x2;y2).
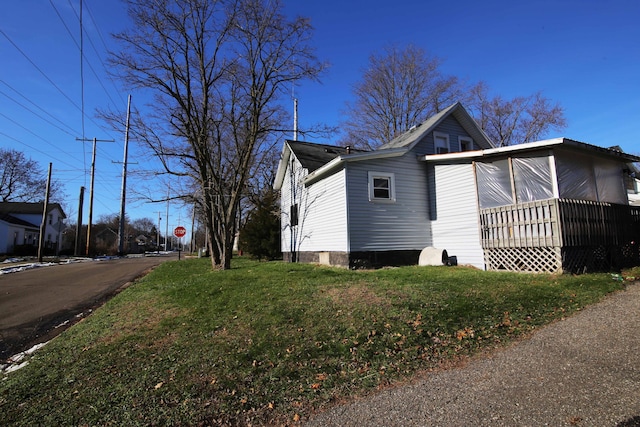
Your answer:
1;29;83;117
0;29;112;138
0;116;83;169
49;0;122;111
80;1;128;106
0;79;79;136
0;87;78;138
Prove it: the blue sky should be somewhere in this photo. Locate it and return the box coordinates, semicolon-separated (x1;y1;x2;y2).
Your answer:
1;0;639;229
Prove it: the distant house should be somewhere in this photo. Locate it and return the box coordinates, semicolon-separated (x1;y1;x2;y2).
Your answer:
0;202;66;255
274;102;640;273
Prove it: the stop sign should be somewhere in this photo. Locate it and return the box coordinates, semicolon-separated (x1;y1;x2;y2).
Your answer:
173;226;187;238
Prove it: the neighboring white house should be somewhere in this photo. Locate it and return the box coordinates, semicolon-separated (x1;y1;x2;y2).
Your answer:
0;202;66;255
274;102;640;272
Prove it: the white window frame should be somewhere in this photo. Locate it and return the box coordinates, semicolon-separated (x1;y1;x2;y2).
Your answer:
368;171;396;202
434;131;450;154
459;136;473;152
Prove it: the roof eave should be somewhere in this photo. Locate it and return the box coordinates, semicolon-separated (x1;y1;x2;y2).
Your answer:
304;147;408;186
273;143;293;190
420;138;640;163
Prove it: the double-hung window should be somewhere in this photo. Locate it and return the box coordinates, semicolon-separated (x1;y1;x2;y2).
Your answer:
434;131;450;154
459;136;473;151
368;171;396;202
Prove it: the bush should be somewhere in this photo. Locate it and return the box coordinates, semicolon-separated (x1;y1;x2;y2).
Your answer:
239;191;281;260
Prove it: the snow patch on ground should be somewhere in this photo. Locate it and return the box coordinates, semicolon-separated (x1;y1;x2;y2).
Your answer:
0;262;56;275
1;342;49;374
0;257;99;275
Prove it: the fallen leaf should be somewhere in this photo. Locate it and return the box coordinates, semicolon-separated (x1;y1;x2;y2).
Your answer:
502;311;511;327
154;382;164;390
293;414;301;422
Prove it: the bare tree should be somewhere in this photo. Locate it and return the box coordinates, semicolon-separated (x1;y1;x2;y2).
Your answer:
107;0;325;269
0;148;63;202
283;157;324;262
341;45;463;150
343;45;567;149
467;82;567;146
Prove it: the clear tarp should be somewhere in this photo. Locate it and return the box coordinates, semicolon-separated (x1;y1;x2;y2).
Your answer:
476;149;628;209
555;151;598;201
512;155;554;203
594;159;627;204
475;159;512;209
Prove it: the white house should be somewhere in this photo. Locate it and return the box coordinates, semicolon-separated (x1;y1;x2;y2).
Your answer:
0;202;66;255
274;102;640;273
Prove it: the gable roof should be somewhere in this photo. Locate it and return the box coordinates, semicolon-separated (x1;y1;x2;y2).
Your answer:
0;202;67;218
273;140;368;190
0;213;39;228
274;103;497;189
377;102;495;151
287;140;361;173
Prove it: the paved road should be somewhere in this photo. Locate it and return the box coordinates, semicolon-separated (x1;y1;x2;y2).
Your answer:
306;282;640;427
0;254;177;358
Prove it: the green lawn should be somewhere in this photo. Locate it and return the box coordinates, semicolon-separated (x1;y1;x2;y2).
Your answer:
0;258;634;426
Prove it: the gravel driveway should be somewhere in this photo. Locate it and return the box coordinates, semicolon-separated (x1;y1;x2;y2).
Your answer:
306;282;640;427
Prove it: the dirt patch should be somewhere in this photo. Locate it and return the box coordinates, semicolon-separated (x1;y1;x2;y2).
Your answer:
92;297;187;347
323;282;389;307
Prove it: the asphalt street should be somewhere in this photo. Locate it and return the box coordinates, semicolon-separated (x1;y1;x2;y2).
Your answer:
0;254;177;359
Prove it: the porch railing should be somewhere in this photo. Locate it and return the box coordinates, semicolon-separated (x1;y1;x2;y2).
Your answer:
479;199;640;273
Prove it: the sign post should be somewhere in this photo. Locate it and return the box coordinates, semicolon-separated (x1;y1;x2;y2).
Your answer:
174;226;187;260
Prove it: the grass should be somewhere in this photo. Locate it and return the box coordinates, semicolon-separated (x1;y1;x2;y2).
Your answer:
0;258;635;426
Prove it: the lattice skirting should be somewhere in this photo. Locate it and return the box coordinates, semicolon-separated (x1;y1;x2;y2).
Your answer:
484;247;562;274
485;244;640;274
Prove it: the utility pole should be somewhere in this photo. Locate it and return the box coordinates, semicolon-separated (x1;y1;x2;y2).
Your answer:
77;136;115;256
38;163;53;263
190;205;196;253
156;211;162;254
116;95;133;256
293;97;298;141
74;186;84;256
165;184;170;251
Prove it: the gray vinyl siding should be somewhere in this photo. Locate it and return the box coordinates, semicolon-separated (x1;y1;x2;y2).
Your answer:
429;163;485;269
346;154;432;251
413;115;479;156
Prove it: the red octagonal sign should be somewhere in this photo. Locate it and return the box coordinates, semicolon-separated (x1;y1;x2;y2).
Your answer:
174;226;187;238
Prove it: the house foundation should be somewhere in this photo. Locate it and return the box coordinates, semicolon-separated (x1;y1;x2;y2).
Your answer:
283;250;421;269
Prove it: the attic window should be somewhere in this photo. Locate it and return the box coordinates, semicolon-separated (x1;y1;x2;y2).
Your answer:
459;136;473;151
368;171;396;202
434;132;449;154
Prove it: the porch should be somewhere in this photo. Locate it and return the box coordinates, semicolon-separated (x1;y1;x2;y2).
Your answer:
479;199;640;273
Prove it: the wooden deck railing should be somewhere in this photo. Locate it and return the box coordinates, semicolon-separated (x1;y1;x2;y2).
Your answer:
558;199;640;247
480;199;640;273
480;199;640;249
479;199;561;249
